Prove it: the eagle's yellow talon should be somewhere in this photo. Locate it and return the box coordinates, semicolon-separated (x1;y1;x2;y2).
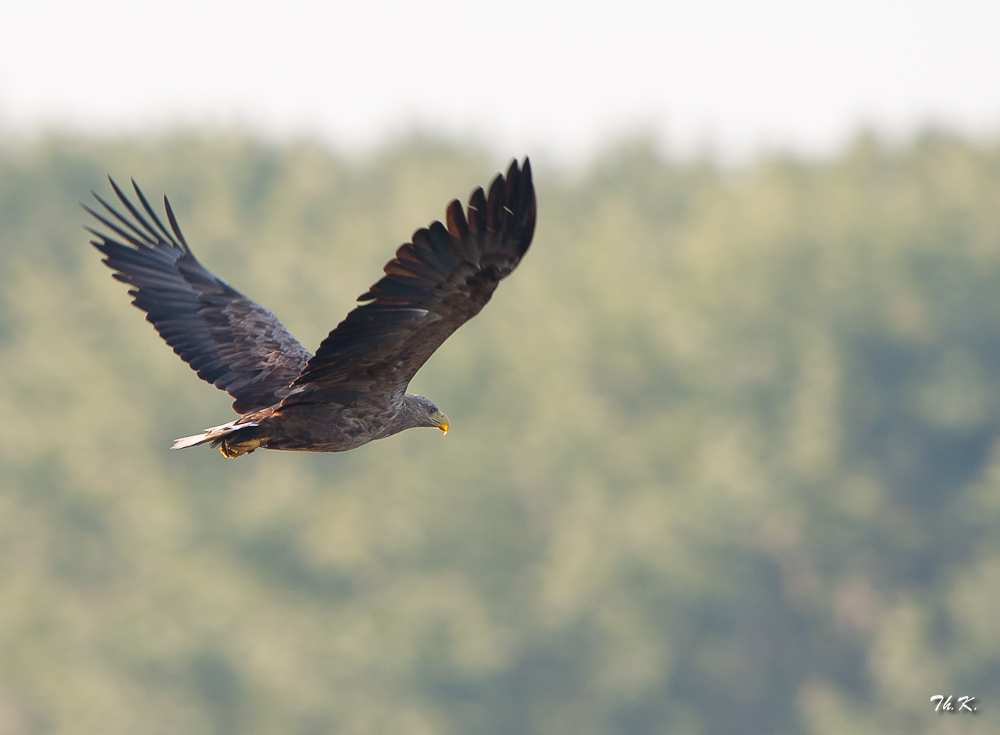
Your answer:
220;437;267;458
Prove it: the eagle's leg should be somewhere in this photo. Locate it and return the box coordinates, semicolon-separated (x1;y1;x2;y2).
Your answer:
219;436;269;458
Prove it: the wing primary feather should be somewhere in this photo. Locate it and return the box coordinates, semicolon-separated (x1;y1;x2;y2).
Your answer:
82;212;154;251
412;228;457;273
504;159;521;209
501;161;519;228
467;188;487;232
370;277;431;300
428;221;465;263
91;237;177;267
163;195;192;253
108;177;167;245
518;158;536;250
90;191;157;245
445;199;469;239
87;193;159;247
486;174;504;231
394;244;447;278
80;208;162;253
131;179;181;248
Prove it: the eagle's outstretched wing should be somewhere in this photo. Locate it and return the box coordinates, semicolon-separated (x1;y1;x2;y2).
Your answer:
85;179;312;414
282;158;536;409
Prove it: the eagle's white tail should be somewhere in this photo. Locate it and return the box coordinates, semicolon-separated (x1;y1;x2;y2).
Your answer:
172;419;258;450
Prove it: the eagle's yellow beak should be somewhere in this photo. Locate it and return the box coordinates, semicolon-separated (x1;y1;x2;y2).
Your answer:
432;413;449;435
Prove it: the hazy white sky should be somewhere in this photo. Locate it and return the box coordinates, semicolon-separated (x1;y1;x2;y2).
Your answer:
1;0;998;162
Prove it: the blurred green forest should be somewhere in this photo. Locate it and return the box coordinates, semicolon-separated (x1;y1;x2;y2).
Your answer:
1;131;1000;735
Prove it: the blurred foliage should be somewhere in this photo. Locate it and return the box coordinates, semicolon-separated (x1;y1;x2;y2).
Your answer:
1;130;1000;734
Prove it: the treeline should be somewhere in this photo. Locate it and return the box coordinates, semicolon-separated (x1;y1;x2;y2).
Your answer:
0;131;998;734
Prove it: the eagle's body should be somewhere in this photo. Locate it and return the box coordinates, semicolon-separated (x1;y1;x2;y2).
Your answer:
86;159;536;457
176;395;443;457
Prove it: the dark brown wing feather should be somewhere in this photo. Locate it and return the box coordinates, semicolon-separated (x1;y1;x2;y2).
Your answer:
284;158;536;408
85;178;312;414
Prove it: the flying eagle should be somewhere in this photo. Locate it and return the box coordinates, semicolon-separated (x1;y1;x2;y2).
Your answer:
85;159;536;457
